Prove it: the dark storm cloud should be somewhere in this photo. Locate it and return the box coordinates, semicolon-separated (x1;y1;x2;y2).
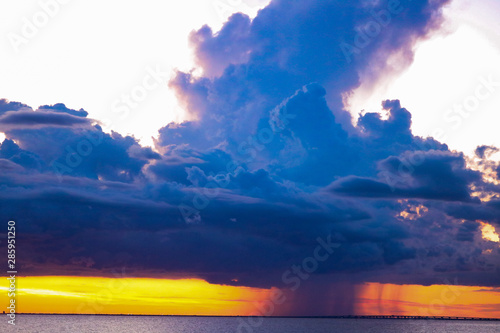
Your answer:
0;98;32;115
0;100;91;131
0;110;92;129
475;145;499;159
455;221;480;242
444;200;500;226
0;118;156;182
0;139;45;170
330;150;481;202
38;103;89;118
1;0;500;316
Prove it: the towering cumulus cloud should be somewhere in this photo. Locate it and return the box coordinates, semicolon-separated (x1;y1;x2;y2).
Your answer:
1;0;499;316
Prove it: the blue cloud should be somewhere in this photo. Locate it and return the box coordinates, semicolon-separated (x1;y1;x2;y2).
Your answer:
0;110;92;129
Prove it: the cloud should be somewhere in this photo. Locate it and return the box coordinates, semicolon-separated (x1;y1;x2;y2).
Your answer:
169;0;451;135
0;139;45;171
0;98;32;115
0;110;92;130
1;0;500;316
0;158;25;172
475;145;499;159
330;150;481;202
456;220;480;242
38;103;89;118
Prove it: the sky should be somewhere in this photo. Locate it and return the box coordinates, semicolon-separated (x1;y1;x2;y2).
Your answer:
347;0;500;156
0;0;270;146
1;0;500;320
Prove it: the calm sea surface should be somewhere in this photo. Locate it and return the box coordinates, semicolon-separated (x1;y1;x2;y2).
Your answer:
3;315;499;333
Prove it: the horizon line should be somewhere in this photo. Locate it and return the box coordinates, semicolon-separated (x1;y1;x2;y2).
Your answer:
9;314;500;320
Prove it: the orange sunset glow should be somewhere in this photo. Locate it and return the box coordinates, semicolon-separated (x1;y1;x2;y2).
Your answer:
356;283;500;319
2;277;500;318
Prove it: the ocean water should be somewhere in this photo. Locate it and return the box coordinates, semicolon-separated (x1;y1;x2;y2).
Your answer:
3;315;500;333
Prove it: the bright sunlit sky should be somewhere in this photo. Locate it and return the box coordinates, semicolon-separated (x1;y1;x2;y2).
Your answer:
348;0;500;156
0;0;270;146
0;0;499;155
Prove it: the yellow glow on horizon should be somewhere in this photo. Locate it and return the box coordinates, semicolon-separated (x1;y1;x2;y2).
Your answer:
1;276;500;318
480;222;500;243
0;276;273;316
